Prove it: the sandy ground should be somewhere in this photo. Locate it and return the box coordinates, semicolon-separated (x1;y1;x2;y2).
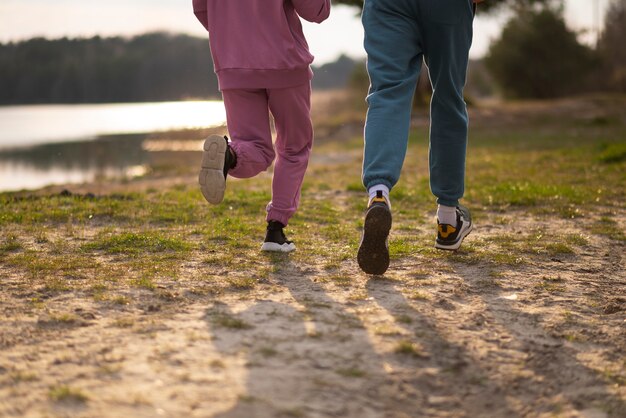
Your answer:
1;96;625;417
1;211;624;418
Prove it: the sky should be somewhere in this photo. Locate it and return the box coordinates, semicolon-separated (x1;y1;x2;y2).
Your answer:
0;0;609;64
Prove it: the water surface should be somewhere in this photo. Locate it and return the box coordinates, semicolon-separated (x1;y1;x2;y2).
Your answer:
0;101;226;191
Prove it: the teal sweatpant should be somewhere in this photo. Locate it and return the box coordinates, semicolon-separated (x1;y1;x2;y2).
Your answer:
362;0;474;207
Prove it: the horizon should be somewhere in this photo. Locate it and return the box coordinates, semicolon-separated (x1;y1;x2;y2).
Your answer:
0;1;609;65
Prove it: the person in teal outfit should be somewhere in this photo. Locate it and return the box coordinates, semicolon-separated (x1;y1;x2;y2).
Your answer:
358;0;483;275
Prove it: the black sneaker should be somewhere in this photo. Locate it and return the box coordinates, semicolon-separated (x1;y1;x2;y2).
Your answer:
199;135;236;204
261;221;296;253
435;205;473;251
357;191;392;275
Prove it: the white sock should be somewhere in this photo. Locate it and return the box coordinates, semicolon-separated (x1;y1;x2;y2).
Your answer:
368;184;391;208
437;204;457;226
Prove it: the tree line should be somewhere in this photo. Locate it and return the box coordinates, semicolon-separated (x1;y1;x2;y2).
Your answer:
0;33;360;105
0;33;219;104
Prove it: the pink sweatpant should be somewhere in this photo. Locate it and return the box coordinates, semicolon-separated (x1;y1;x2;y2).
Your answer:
222;82;313;226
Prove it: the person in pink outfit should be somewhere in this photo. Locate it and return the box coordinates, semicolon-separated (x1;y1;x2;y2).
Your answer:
192;0;331;252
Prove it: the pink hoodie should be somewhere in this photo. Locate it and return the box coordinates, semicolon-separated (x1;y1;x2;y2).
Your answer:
193;0;331;90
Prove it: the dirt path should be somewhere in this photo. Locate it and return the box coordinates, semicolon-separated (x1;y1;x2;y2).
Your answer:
1;205;624;418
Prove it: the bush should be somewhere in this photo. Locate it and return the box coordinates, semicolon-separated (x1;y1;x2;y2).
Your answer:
598;0;626;92
485;7;597;99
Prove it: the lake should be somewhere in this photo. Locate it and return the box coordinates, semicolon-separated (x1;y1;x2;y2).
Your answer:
0;101;226;192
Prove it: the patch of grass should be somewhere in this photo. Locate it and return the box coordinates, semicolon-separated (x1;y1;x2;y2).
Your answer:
113;317;135;328
396;314;413;324
82;232;191;254
255;265;274;280
44;278;73;292
601;367;626;386
347;291;368;301
589;217;625;242
279;407;306;418
10;371;39;383
48;238;71;255
203;252;236;267
346;182;363;192
407;290;431;301
490;229;588;258
534;276;566;293
336;368;366;378
6;251;92;281
210;313;252;330
389;238;420;259
98;364;123;375
301;297;332;309
131;276;156;290
258;347;278;357
394;340;427;358
373;324;401;336
475;277;503;288
598;142;626;163
565;233;589;246
43;313;80;325
112;295;130;305
0;192;140;225
545;242;574;255
562;333;584;342
317;244;353;269
0;234;22;253
49;385;89;403
32;228;49;243
210;359;225;369
90;283;108;301
472;181;589;207
227;276;257;290
28;297;45;309
327;274;352;287
561;310;575;322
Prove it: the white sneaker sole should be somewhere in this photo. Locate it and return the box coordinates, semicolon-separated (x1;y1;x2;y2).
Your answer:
435;222;473;251
261;242;296;253
199;135;227;204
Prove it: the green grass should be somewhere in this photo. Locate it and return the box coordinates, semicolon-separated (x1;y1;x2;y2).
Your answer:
545;242;574;255
210;313;252;329
82;232;191;254
49;385;89;403
534;276;566;293
224;275;256;290
598;142;626;163
589;217;626;242
407;290;431;301
6;251;95;281
10;371;39;383
258;347;278;357
336;368;367;378
389;238;422;259
394;340;427;358
0;234;22;253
